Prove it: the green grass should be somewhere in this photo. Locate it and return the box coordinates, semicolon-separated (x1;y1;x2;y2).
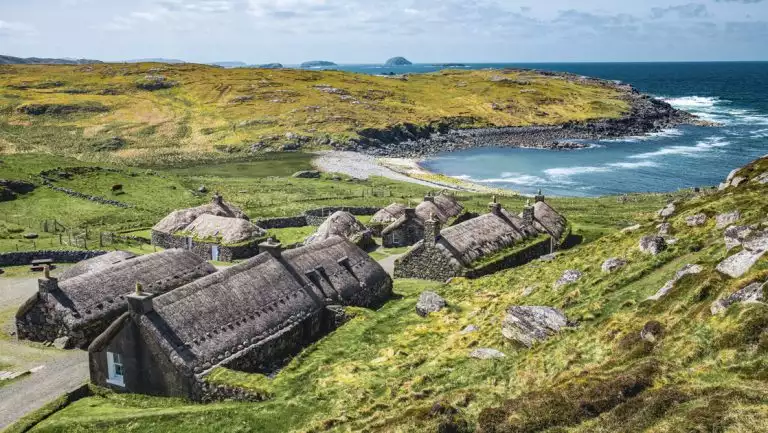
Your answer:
267;226;317;247
0;64;630;165
22;157;768;432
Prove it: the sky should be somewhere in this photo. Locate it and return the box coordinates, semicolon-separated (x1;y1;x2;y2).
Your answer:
1;0;767;63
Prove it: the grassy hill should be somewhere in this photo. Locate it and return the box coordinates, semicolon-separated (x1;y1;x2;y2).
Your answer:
0;64;629;165
7;156;767;432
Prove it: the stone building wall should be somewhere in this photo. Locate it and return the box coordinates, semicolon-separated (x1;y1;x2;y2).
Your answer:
253;215;308;229
15;294;68;343
304;206;380;226
394;243;463;282
150;230;261;261
382;220;424;248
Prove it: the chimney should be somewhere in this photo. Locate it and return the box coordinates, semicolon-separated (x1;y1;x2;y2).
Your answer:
127;283;154;315
38;265;58;294
424;213;442;248
211;192;223;205
423;194;434;203
535;189;545;203
259;238;283;258
522;199;535;226
488;195;502;216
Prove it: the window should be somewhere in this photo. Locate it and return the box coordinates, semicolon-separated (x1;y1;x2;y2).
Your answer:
388;231;401;246
107;351;125;386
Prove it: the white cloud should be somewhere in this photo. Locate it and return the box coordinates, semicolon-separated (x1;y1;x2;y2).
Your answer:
0;20;36;37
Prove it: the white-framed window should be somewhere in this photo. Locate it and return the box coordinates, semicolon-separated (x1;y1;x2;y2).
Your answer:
106;351;125;386
388;231;401;246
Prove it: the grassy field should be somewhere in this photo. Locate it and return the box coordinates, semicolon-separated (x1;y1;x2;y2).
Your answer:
0;64;630;165
20;156;768;432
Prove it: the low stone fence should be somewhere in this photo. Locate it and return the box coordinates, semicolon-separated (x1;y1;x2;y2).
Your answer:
5;384;92;433
253;215;308;230
255;206;381;229
0;250;108;267
42;182;132;208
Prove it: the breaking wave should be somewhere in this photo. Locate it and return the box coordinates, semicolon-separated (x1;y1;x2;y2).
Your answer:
629;137;730;159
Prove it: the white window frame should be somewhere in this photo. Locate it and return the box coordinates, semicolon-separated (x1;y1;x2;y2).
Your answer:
106;351;125;387
388;231;401;246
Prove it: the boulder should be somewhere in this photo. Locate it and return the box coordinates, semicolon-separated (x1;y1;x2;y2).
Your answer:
640;321;664;343
716;250;765;278
744;231;768;252
724;225;754;250
539;253;558;262
639;236;667;255
658;203;676;218
292;170;321;179
469;348;505;360
521;286;537;297
501;306;569;347
686;213;707;227
658;222;672;236
754;172;768;184
716;211;741;229
621;224;642;234
23;233;39;239
416;291;446;317
731;176;747;188
647;264;703;301
602;258;627;273
460;324;478;334
53;336;72;350
555;270;583;288
710;281;766;315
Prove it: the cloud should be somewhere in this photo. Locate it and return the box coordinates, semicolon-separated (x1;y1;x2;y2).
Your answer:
0;20;36;38
651;3;709;19
715;0;764;3
102;0;232;31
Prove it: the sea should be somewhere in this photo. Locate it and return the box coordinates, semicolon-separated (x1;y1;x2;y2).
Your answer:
321;62;768;197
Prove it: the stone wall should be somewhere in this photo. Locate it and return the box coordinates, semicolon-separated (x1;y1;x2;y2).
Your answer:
382;220;424;248
253;215;308;230
394;243;463;282
0;250;108;267
151;230;261;261
304;206;380;226
15;294;67;343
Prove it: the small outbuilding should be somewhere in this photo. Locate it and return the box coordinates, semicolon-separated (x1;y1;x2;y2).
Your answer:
15;250;216;349
395;194;570;281
381;208;424;248
88;236;392;400
304;211;375;250
152;194;267;261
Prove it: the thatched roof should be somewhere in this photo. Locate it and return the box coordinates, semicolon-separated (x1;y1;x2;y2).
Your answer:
59;251;136;281
415;194;463;223
524;201;567;241
55;249;216;328
371;203;407;224
304;211;373;247
183;214;266;244
438;211;538;266
153;195;248;235
138;236;391;373
381;210;424;236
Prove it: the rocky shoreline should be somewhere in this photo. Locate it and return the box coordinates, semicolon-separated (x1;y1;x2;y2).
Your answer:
345;82;703;158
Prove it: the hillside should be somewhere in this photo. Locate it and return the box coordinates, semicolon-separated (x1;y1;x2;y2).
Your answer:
0;55;101;66
0;63;636;165
11;155;768;432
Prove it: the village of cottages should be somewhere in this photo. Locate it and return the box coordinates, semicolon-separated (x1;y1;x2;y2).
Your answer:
14;190;570;400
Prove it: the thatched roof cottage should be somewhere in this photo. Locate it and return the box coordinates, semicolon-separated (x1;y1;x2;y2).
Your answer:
152;194;267;262
415;193;463;224
395;193;570;281
381;208;424;248
305;211;375;250
371;203;407;226
16;250;216;349
89;236;392;400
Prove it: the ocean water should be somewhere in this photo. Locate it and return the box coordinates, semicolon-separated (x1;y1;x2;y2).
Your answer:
326;62;768;197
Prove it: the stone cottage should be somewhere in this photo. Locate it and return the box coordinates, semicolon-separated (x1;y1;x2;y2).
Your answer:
415;192;463;224
369;203;408;235
395;194;569;281
16;250;216;349
88;236;392;400
305;211;375;250
381;208;424;248
152;194;267;261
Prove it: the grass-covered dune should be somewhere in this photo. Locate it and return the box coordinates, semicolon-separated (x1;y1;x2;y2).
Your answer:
14;157;768;432
0;63;630;164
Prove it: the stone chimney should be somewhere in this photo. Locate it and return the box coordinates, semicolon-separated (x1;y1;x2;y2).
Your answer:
38;265;58;294
259;238;283;258
423;194;434;203
522;199;535;226
211;192;223;205
488;195;502;216
535;189;545;203
424;213;442;248
127;283;154;315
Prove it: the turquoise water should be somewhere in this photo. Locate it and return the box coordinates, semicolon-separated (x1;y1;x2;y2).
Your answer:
325;62;768;197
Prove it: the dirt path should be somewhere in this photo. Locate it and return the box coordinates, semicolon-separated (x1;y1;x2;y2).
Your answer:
0;268;89;429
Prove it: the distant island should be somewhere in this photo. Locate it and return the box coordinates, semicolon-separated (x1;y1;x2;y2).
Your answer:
433;63;467;67
210;61;247;68
0;55;101;65
125;58;186;64
385;57;412;66
257;63;283;69
300;60;337;68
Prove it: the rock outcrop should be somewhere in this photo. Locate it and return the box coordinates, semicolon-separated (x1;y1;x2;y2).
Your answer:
658;203;676;218
686;213;707;227
724;225;755;250
416;291;446;317
716;211;741;229
602;258;627;273
555;270;583;288
469;348;505;360
717;231;768;278
647;264;703;301
501;306;569;347
639;236;667;255
292;170;321;179
711;281;766;315
658;222;672;236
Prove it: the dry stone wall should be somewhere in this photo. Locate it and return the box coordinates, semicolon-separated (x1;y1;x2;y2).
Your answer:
0;250;108;267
